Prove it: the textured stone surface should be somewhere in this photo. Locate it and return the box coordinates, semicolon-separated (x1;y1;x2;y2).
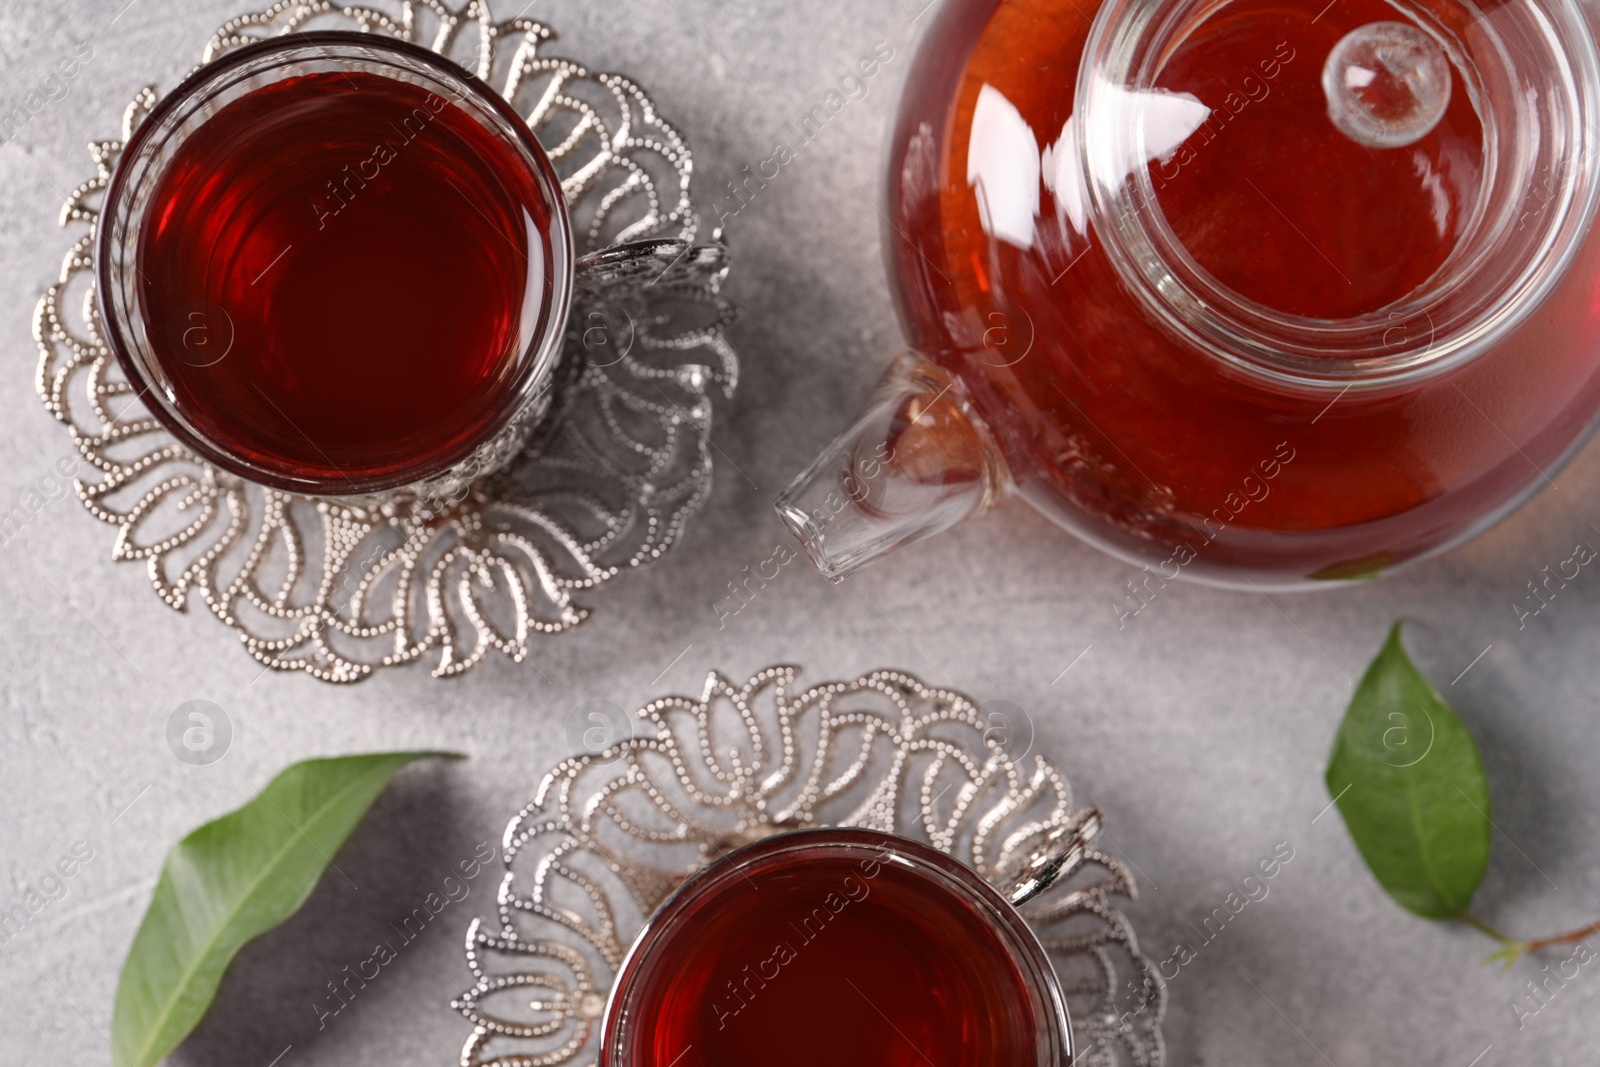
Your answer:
2;1;1598;1065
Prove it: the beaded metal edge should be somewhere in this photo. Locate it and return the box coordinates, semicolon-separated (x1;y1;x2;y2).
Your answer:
454;666;1167;1067
33;0;739;682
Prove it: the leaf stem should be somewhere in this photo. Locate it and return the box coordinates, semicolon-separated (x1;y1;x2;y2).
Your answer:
1520;919;1600;954
1464;914;1600;969
1462;914;1515;945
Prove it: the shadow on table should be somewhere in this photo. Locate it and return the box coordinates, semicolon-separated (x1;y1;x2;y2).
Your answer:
170;759;491;1066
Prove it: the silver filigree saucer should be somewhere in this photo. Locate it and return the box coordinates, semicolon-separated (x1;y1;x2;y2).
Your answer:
454;666;1167;1066
33;0;738;682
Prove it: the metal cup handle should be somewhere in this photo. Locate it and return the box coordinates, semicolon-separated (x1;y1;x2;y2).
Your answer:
1005;807;1103;907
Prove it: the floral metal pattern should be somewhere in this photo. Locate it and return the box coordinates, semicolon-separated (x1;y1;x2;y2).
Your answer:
33;0;737;682
455;666;1166;1066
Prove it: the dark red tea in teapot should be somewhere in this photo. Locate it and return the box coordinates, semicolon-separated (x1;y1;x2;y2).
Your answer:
780;0;1600;588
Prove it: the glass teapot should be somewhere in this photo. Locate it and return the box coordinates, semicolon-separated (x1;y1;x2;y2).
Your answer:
774;0;1600;588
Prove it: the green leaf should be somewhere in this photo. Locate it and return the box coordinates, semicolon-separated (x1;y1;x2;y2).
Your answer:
1325;623;1492;920
1485;941;1527;970
112;751;462;1067
1308;551;1393;582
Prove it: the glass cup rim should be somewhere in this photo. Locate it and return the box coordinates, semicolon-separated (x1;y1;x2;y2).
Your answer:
95;30;575;496
599;826;1076;1066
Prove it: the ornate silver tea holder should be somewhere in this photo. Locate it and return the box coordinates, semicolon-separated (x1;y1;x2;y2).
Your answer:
454;666;1167;1066
34;0;738;682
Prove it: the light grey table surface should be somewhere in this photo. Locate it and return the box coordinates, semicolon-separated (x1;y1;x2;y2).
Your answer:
3;2;1599;1065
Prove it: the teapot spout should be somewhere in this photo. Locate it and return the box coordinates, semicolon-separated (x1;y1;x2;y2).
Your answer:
774;353;1010;581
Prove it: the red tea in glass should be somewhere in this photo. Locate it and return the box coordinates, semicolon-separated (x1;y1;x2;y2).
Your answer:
99;33;572;496
777;0;1600;588
601;830;1071;1067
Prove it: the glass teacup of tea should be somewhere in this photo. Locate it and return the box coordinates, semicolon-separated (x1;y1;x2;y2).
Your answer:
97;32;572;500
600;828;1081;1067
